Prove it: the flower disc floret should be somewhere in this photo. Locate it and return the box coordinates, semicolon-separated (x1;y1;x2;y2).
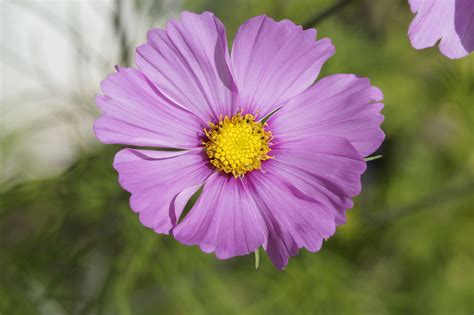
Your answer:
203;112;272;177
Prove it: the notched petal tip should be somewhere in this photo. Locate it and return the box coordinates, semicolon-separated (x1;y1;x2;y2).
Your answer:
316;37;336;58
231;14;337;117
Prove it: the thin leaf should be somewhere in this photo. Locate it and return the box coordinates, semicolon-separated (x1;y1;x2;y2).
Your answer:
254;248;260;269
364;155;383;162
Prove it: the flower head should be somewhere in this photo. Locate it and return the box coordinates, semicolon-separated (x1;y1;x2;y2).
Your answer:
407;0;474;59
94;12;384;269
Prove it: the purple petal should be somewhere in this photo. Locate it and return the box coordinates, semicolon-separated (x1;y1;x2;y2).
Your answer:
173;173;266;259
408;0;474;59
94;67;203;149
173;184;203;223
247;170;339;270
452;0;474;56
270;74;384;157
264;135;366;227
113;148;213;234
231;16;335;117
136;11;236;122
408;0;422;12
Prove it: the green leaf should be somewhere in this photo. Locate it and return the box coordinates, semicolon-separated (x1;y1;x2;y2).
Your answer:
260;107;281;124
254;248;260;269
364;155;383;162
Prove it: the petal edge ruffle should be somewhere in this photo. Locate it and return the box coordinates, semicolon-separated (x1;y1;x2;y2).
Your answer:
113;148;213;234
136;11;237;121
231;15;335;117
94;67;203;149
270;74;384;158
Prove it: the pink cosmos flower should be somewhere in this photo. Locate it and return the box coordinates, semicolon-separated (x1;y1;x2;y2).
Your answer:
408;0;474;59
94;12;384;269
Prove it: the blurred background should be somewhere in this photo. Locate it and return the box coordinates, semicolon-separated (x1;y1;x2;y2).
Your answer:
1;0;473;314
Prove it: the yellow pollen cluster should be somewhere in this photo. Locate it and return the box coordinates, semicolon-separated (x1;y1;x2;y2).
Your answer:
203;112;272;177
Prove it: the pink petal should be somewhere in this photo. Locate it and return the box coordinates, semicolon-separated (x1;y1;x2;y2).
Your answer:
113;148;213;234
173;173;266;259
269;74;384;158
136;11;236;122
94;67;203;149
231;15;335;117
173;183;203;223
247;171;338;270
265;135;367;227
408;0;423;12
451;0;474;56
408;0;474;59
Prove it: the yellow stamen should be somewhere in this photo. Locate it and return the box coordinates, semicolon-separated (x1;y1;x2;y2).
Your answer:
203;112;272;178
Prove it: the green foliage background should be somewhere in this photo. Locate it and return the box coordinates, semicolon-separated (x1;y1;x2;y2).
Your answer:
1;0;473;314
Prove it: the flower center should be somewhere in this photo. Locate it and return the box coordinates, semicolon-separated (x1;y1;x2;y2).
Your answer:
203;112;272;177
